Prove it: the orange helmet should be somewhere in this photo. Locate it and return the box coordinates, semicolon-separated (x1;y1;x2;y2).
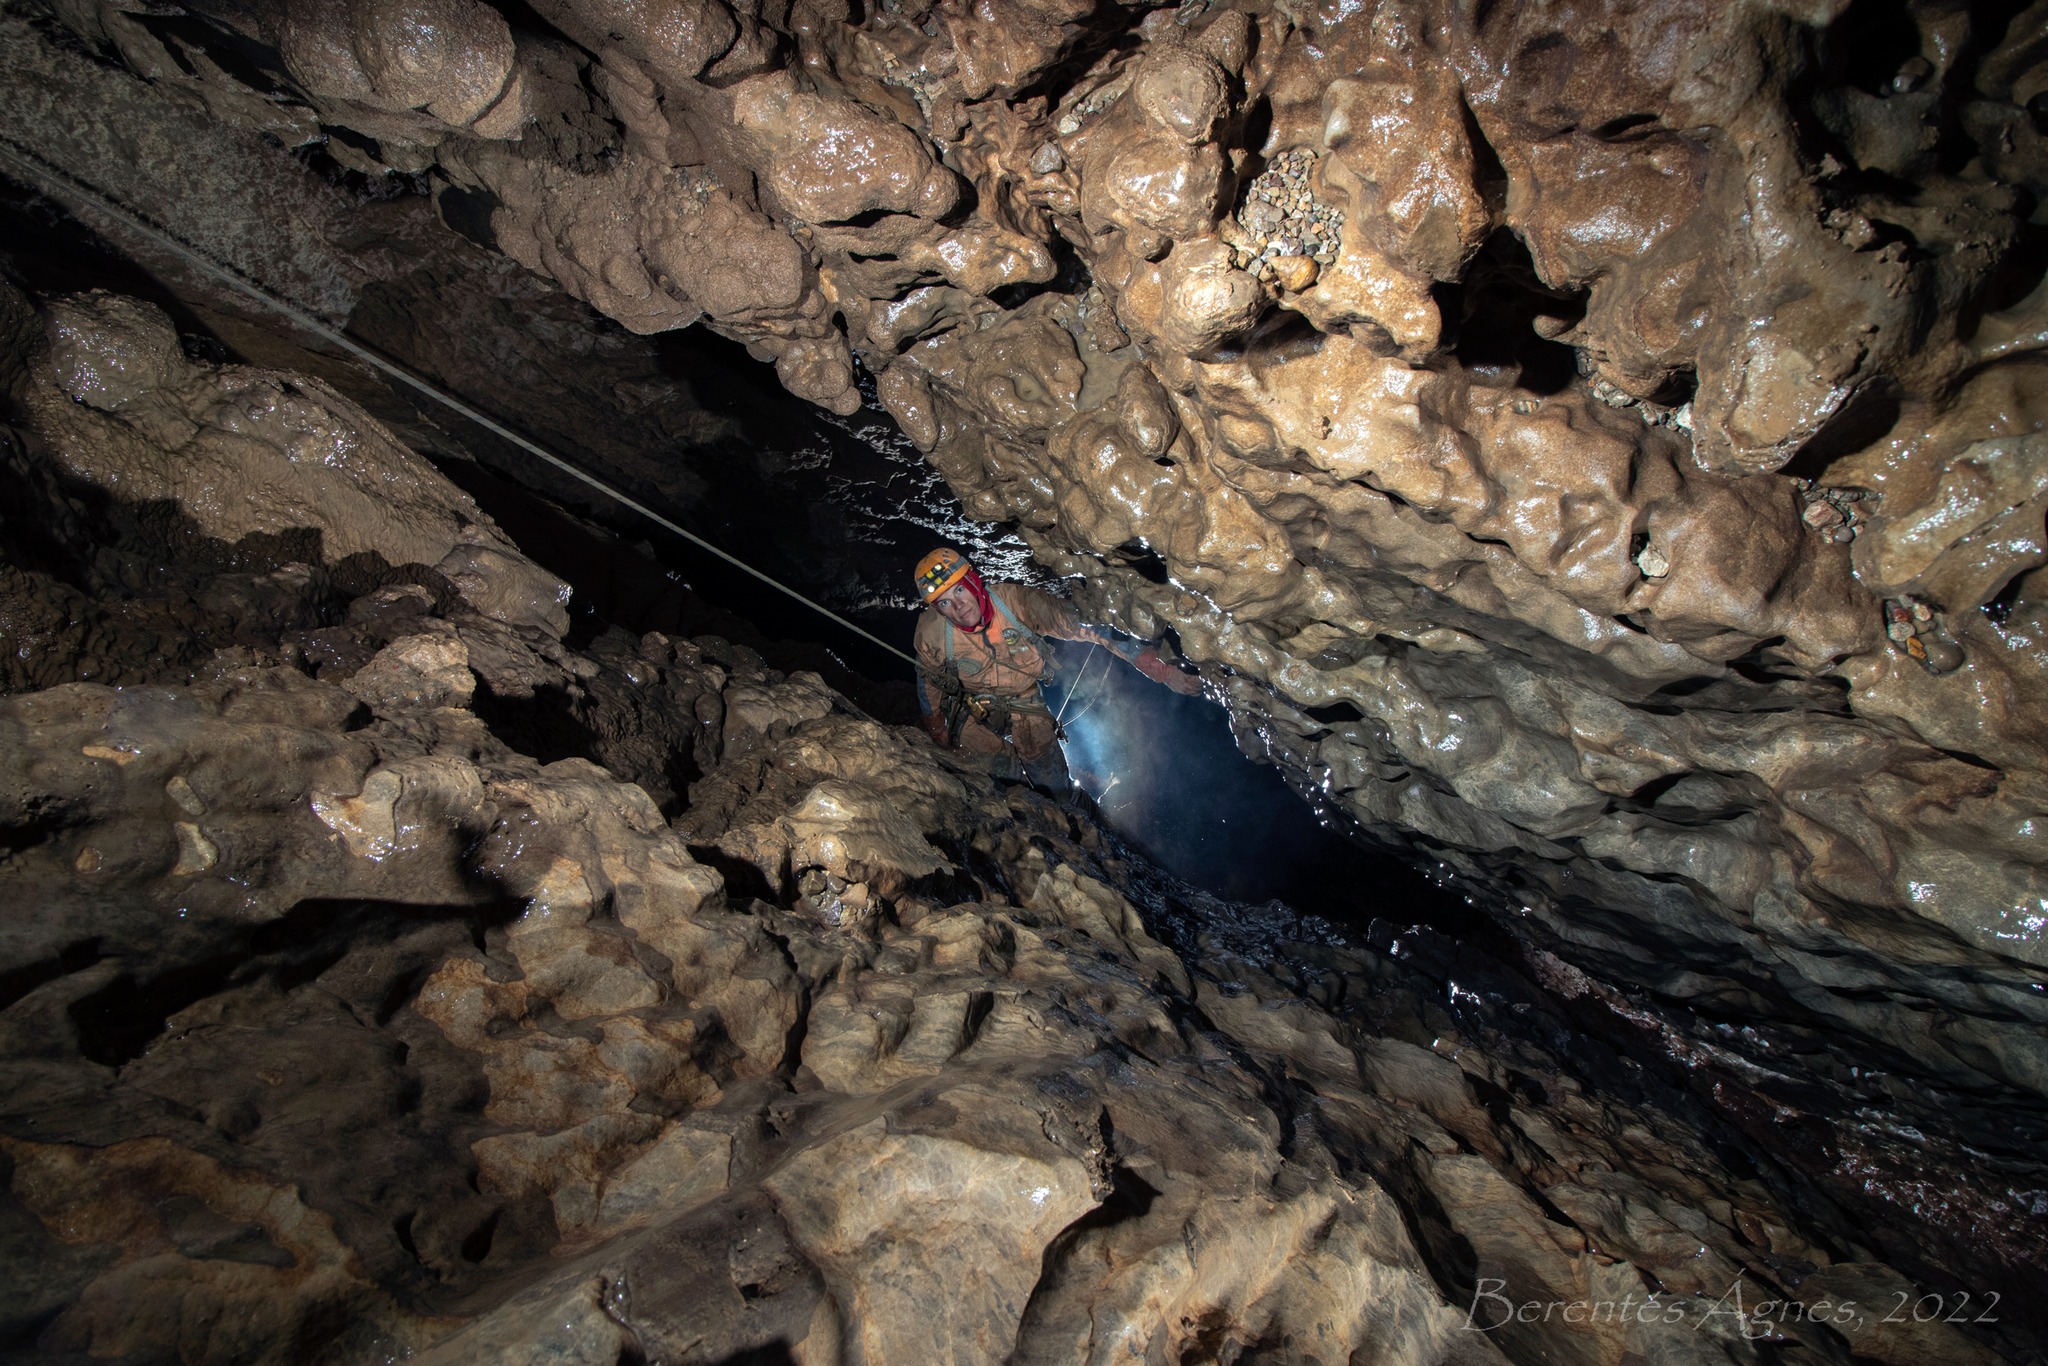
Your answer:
915;547;973;603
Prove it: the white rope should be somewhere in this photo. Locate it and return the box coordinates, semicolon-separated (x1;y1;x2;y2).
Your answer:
0;134;920;666
1055;642;1107;728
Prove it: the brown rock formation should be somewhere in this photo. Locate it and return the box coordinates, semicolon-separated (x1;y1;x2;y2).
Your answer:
6;0;2048;1356
2;281;2031;1364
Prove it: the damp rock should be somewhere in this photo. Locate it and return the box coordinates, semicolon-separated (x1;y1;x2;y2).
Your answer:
9;2;2048;1357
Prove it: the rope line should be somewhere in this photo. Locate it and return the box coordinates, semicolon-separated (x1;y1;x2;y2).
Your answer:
1055;641;1105;728
0;134;919;666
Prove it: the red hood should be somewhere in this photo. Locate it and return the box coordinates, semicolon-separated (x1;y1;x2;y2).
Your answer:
959;567;995;631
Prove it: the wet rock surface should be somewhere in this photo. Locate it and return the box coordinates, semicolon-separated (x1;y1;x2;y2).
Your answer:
4;282;2041;1365
4;0;2048;1358
0;6;1037;661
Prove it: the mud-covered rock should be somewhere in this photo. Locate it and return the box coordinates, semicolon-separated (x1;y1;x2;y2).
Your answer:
20;289;564;631
10;0;2048;1352
6;284;2033;1363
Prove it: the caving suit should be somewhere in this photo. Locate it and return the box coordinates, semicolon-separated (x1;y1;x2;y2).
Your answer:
913;582;1137;791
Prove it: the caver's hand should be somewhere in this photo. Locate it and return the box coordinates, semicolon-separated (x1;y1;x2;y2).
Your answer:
1133;646;1204;696
918;711;950;745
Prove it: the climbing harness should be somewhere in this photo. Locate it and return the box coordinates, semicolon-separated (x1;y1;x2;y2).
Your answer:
917;660;994;746
927;586;1069;750
0;133;918;670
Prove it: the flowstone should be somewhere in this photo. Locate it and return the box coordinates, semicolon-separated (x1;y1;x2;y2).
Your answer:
8;0;2048;1352
1;284;2032;1363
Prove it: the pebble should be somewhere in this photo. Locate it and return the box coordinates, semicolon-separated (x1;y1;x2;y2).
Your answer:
1272;255;1319;291
1797;486;1873;542
1232;149;1344;273
1801;500;1843;529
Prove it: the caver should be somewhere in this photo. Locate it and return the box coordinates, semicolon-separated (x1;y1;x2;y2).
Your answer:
911;547;1202;794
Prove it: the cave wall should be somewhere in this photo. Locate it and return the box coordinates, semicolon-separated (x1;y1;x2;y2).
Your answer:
34;0;2046;1120
5;0;2048;1346
2;274;2038;1365
0;3;1035;666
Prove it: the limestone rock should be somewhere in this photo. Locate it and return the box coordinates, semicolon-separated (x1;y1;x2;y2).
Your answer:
9;0;2048;1353
21;290;559;632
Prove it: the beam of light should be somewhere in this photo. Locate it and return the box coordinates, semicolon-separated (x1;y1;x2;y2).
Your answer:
1041;638;1458;925
1052;640;1229;880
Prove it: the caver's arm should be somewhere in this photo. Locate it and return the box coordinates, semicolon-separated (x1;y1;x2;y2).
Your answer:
1006;586;1203;696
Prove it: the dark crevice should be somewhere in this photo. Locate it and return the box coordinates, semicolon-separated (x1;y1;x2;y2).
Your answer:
988;238;1090;312
391;1212;421;1265
296;128;432;199
1113;540;1171;585
69;959;242;1069
436;185;503;252
0;938;101;1013
1982;569;2030;626
469;679;598;769
1959;223;2048;348
1651;675;1721;698
687;845;781;903
130;11;297;99
1589;112;1663;141
709;1345;798;1366
66;899;521;1068
817;208;893;230
1438;229;1586;394
1238;96;1274;168
1629;772;1688;805
1245;309;1326;369
1724;637;1797;685
458;1208;500;1265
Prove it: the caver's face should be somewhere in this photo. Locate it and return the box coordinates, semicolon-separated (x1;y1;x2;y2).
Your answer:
935;581;982;629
